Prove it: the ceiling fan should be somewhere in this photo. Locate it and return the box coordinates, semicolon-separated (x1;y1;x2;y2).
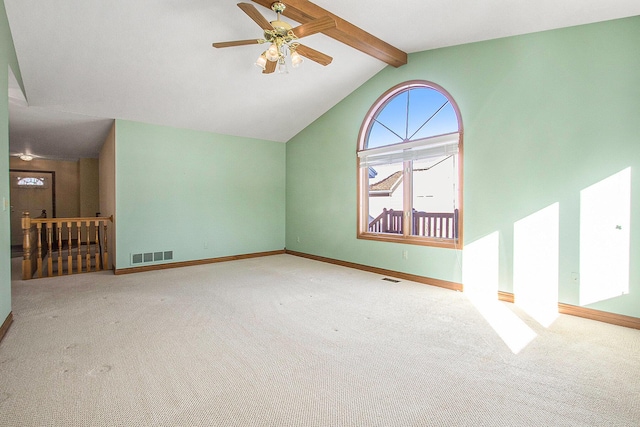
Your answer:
212;2;336;74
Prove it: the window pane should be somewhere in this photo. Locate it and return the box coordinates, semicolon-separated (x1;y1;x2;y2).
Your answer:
407;88;451;138
17;177;45;186
411;102;458;141
367;162;404;234
374;91;408;141
411;156;458;239
367;120;404;149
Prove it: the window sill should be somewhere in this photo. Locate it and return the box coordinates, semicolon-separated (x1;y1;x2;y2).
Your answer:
357;232;462;249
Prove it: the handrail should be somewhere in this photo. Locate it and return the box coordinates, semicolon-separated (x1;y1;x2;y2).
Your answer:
29;215;114;224
22;212;113;280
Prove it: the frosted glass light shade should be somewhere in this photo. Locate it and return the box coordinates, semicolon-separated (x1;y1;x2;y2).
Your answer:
291;50;303;68
266;43;279;61
255;53;267;70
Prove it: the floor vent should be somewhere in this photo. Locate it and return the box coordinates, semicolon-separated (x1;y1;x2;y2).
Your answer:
131;251;173;265
382;277;400;283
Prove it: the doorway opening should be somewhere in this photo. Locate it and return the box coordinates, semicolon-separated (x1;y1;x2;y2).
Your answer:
9;169;55;257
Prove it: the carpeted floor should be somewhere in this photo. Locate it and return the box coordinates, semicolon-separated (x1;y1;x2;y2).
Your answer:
1;254;639;426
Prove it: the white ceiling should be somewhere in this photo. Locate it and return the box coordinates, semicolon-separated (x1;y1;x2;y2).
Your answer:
5;0;640;160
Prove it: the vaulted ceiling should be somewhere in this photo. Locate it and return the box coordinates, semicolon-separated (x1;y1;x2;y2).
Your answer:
5;0;640;160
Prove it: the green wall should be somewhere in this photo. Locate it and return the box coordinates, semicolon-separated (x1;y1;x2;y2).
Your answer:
286;17;640;318
0;0;22;324
1;10;638;322
114;120;285;270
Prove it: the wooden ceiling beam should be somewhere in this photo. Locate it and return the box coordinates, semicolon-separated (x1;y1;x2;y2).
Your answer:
250;0;407;67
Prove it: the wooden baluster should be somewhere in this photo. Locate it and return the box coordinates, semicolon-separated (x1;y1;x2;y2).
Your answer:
76;221;82;273
67;222;73;275
85;221;91;271
94;220;101;271
36;223;43;278
21;212;32;280
411;211;416;236
444;216;448;238
102;221;109;270
57;224;63;276
47;223;53;277
433;215;437;237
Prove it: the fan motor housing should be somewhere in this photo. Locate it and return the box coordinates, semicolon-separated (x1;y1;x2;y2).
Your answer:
269;20;292;36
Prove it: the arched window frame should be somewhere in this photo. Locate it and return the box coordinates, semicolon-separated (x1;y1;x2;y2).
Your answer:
357;80;464;249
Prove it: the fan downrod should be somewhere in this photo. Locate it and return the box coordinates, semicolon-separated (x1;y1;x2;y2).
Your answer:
268;2;292;35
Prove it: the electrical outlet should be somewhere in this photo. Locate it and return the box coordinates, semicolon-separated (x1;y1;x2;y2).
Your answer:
402;250;408;260
296;236;300;243
204;242;208;249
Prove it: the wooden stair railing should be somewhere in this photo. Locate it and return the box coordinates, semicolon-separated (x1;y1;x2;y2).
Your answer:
22;212;113;280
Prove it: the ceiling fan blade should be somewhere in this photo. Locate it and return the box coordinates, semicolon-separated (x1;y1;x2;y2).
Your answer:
291;16;336;39
295;44;333;66
212;39;261;48
237;2;273;31
263;60;277;74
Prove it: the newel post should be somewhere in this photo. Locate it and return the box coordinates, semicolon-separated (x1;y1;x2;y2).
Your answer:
21;211;32;280
382;208;388;232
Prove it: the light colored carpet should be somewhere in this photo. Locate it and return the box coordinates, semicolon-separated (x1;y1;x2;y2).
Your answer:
1;254;639;426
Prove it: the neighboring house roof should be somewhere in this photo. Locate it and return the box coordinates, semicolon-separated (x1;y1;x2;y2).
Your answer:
369;171;403;196
369;166;439;196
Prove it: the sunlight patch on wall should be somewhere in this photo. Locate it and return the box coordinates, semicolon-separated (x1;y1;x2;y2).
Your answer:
463;231;500;297
580;168;631;306
514;203;559;327
463;232;537;354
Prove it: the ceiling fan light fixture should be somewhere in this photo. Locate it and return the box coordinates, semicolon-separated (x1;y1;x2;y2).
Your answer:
290;49;303;68
19;154;33;161
266;43;280;62
255;53;267;70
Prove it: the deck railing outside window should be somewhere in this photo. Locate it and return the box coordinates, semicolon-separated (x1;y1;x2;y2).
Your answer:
368;208;458;239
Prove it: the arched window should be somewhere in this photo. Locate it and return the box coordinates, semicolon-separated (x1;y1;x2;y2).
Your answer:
16;177;46;187
357;81;463;248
